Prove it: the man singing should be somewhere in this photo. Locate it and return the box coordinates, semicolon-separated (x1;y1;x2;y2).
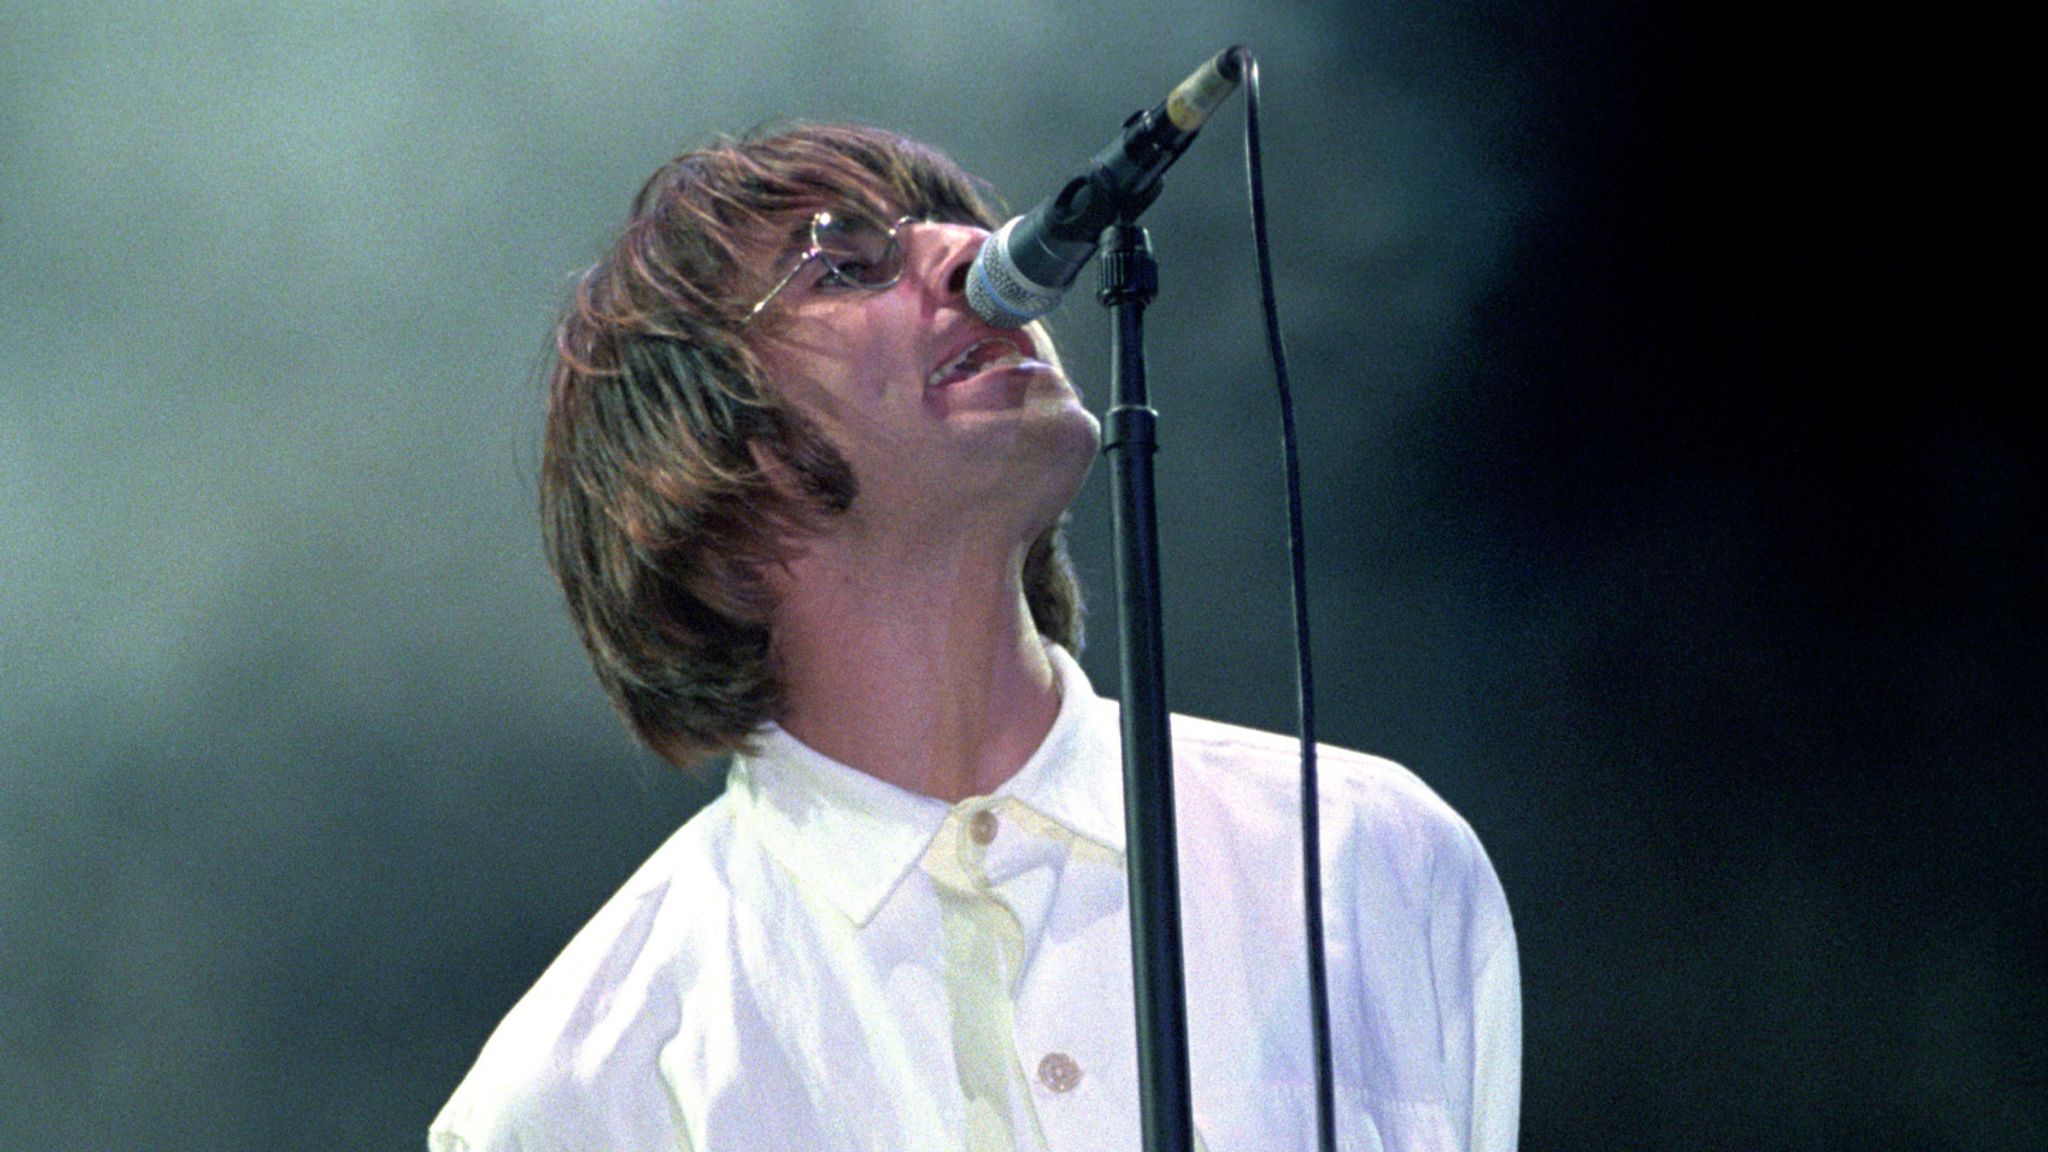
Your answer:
431;123;1519;1151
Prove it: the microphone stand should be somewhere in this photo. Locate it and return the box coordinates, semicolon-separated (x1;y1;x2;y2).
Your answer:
1099;220;1195;1152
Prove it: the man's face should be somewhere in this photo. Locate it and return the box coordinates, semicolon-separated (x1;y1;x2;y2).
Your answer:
750;212;1100;547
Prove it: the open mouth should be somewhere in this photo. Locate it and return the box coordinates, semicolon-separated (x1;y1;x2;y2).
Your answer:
927;336;1046;388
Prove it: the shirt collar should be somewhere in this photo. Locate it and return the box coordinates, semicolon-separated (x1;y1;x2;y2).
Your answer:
729;642;1127;927
998;643;1127;856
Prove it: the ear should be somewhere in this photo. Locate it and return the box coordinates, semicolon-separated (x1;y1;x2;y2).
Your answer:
747;437;810;504
739;438;816;582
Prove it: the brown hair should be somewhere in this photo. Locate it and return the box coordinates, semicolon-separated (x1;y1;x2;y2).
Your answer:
541;124;1084;771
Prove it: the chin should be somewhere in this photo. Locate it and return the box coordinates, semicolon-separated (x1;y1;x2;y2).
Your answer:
1025;402;1100;520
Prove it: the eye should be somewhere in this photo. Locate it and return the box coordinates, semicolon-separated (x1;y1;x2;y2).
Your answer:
817;256;885;289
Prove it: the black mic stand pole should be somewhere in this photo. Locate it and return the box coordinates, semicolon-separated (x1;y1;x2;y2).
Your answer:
1099;219;1195;1152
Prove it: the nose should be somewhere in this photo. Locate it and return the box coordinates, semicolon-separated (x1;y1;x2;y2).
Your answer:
902;221;986;307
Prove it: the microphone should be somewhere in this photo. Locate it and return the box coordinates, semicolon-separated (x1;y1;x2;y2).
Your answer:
967;47;1245;328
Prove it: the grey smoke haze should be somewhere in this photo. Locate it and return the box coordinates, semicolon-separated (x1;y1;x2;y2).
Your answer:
5;2;2040;1149
1;0;1512;739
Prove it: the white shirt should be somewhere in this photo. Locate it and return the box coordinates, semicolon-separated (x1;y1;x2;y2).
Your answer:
430;645;1520;1151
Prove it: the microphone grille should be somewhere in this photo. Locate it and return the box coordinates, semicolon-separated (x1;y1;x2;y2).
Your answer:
967;220;1062;328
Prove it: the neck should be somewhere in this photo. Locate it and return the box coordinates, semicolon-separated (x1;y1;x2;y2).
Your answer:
768;531;1062;803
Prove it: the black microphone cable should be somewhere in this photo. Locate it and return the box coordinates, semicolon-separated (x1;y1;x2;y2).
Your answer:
1231;46;1338;1152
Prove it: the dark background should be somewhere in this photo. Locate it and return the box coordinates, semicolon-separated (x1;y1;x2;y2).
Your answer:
3;3;2038;1148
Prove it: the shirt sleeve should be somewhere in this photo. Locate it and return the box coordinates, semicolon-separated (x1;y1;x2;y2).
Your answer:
1433;814;1521;1152
1467;924;1522;1152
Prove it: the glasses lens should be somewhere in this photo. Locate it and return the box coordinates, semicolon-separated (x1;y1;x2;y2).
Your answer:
814;213;902;288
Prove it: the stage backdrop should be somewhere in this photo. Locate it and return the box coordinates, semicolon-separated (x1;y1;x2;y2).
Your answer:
2;2;2038;1148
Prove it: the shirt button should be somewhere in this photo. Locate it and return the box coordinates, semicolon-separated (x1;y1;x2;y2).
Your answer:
1037;1052;1082;1093
968;809;1000;845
